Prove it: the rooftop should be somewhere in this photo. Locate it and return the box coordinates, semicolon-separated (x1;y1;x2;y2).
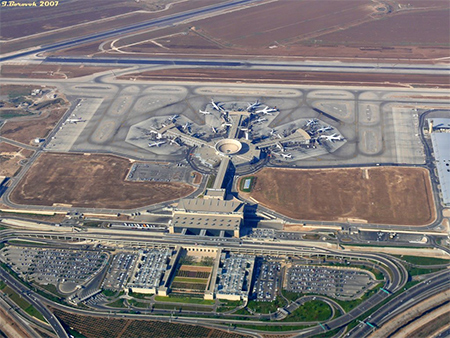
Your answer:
430;123;450;206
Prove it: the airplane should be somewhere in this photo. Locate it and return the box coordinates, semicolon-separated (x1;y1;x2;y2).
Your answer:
199;109;211;115
168;115;178;122
246;100;260;111
320;133;344;142
211;99;225;112
273;152;292;159
149;130;163;139
169;139;180;146
316;126;332;133
182;122;192;132
211;126;218;134
148;141;166;147
66;117;86;124
253;117;267;124
275;142;285;152
305;119;318;127
256;106;277;115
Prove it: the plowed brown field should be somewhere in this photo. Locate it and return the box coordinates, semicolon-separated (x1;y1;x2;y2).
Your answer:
243;167;436;226
10;153;195;209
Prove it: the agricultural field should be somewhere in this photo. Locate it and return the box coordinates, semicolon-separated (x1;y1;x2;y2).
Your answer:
243;167;436;226
73;0;450;62
1;0;223;55
52;308;249;338
10;153;195;208
170;265;212;295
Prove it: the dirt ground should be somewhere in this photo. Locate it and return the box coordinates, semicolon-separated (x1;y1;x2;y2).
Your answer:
10;153;196;209
119;68;450;88
0;142;34;177
242;167;436;226
1;0;222;55
0;306;33;338
64;0;450;63
1;65;124;79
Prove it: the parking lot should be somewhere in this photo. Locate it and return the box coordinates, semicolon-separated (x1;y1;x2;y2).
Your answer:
252;259;281;302
285;265;373;298
217;253;254;300
0;246;107;286
102;252;137;291
127;249;172;290
126;162;195;184
247;228;275;240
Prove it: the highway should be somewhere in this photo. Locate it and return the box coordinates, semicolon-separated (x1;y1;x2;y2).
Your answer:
347;269;450;338
0;268;69;338
0;227;410;335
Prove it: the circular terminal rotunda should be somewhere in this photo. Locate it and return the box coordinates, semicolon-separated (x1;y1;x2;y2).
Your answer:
215;138;242;156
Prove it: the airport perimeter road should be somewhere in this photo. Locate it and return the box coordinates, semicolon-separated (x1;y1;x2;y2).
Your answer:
0;0;259;62
347;269;450;338
0;268;69;338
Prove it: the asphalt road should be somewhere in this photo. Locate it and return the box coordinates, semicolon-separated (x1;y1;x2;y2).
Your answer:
42;56;450;75
1;227;408;336
0;0;258;62
0;268;69;338
347;269;450;337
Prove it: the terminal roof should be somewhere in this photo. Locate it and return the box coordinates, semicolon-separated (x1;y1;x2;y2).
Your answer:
176;198;243;214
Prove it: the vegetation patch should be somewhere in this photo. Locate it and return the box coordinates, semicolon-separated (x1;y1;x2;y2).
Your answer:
394;255;450;265
106;299;126;308
284;300;332;322
247;297;286;314
239;176;255;192
155;295;214;305
2;285;46;321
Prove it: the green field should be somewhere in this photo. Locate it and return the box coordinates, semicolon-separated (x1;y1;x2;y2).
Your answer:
173;277;208;284
284;300;332;322
239;176;255;192
3;285;46;321
394;255;450;265
247;297;286;314
106;299;127;308
155;295;214;305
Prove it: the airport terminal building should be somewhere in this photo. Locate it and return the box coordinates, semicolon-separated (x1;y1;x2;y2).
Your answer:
169;198;244;237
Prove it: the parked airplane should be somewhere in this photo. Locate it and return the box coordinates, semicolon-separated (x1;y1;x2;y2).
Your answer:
182;122;192;132
253;117;267;124
66;117;86;123
274;152;292;159
199;109;211;115
275;142;285;152
149;130;163;139
168;115;178;122
148;141;166;147
247;100;260;111
317;126;332;133
211;99;224;112
256;106;277;115
306;119;318;127
320;133;344;142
